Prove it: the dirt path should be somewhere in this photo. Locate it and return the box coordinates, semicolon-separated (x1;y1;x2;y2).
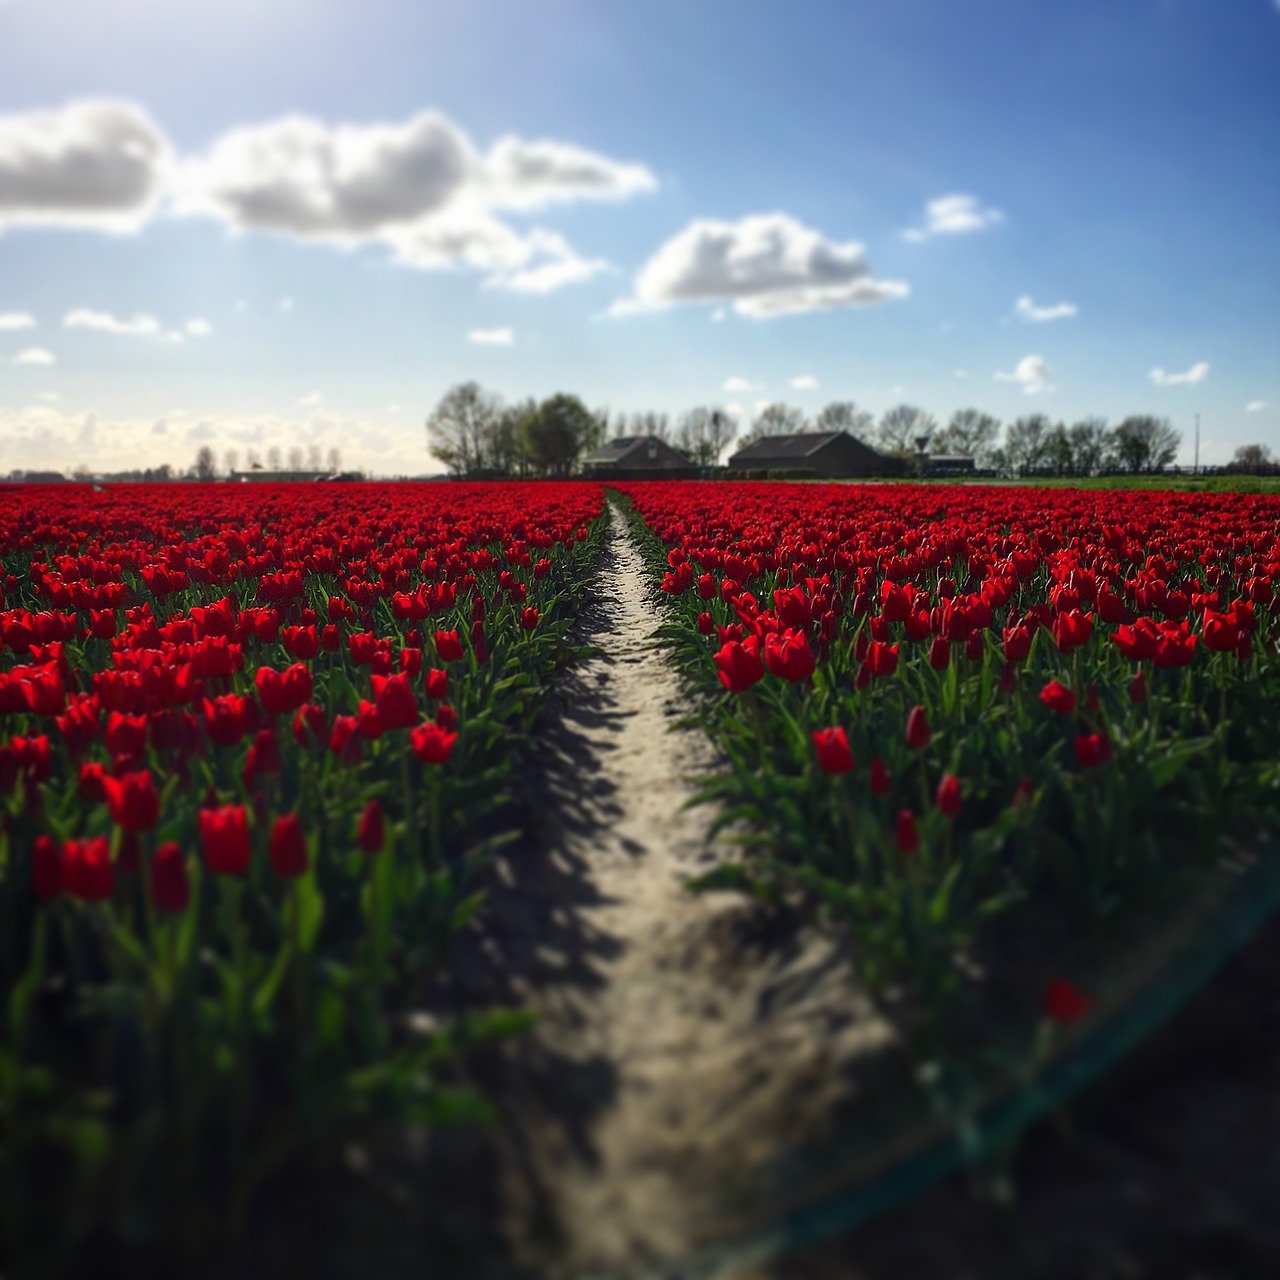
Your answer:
470;502;903;1279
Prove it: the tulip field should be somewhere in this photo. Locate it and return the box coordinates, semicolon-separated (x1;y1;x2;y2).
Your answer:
4;475;1280;1272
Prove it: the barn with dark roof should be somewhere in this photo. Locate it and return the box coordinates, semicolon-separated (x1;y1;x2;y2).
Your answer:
581;435;697;477
728;431;897;477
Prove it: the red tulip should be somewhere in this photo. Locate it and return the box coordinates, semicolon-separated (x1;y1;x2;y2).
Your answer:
371;672;419;731
713;638;764;692
150;841;190;913
1042;977;1092;1024
894;809;919;855
905;705;930;751
869;756;892;797
268;813;309;878
255;662;313;715
410;720;457;764
357;798;385;853
1074;732;1112;769
32;834;63;901
812;727;854;775
200;804;251;876
936;774;963;819
102;769;160;832
520;607;539;632
63;837;114;902
424;667;449;700
1038;679;1076;715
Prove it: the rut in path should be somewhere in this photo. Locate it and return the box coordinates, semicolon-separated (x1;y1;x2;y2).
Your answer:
467;501;905;1280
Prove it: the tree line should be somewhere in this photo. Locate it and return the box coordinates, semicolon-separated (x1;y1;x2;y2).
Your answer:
427;382;1269;478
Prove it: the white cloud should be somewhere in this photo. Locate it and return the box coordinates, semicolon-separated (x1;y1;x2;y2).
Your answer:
790;374;819;390
298;391;323;407
388;404;401;413
65;309;161;336
1246;400;1267;412
166;331;184;344
1150;362;1209;386
1015;295;1077;323
953;369;969;379
278;296;294;312
185;318;212;337
995;354;1051;394
0;100;170;232
13;347;56;366
722;376;755;393
722;401;745;418
614;213;908;318
174;109;653;293
467;327;514;345
753;399;772;415
234;299;249;313
903;194;1003;243
0;312;36;331
711;308;726;323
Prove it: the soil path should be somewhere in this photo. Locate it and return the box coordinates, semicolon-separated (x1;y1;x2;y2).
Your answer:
473;501;902;1279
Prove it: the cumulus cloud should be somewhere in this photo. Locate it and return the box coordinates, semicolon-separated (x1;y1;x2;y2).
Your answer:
790;374;819;390
185;318;212;337
722;376;756;393
1015;295;1077;323
12;347;55;366
1246;400;1267;412
903;194;1003;243
614;213;908;318
995;354;1051;394
1150;361;1209;386
479;136;657;210
0;312;36;330
278;296;294;312
298;391;323;407
65;309;161;336
0;100;170;232
954;369;969;379
467;328;514;345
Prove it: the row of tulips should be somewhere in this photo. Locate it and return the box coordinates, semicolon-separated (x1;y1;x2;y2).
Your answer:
618;481;1280;1035
0;481;607;1271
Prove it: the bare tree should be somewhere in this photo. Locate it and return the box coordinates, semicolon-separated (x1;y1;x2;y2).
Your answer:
878;403;936;455
676;406;738;466
193;445;218;481
1232;442;1274;469
1067;417;1113;475
814;401;875;441
306;444;323;471
223;448;240;475
936;408;1001;465
266;445;283;471
741;403;807;447
246;448;263;471
286;445;306;472
1042;423;1073;475
325;446;342;474
1004;413;1053;475
425;381;502;476
1112;416;1180;473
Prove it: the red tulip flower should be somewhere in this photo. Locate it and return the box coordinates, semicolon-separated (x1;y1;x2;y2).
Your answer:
200;804;251;876
150;841;190;913
812;727;854;775
713;638;764;692
1042;977;1093;1024
905;705;931;751
434;629;464;662
102;769;160;832
269;813;310;879
521;607;539;632
357;798;385;853
371;672;419;731
1074;732;1113;769
255;662;314;715
64;837;114;902
32;834;63;902
894;809;920;855
1039;679;1076;715
410;721;457;765
869;756;892;797
424;667;449;700
936;773;963;819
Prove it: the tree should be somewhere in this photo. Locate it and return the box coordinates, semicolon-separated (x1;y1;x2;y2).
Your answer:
193;445;218;481
1112;416;1180;473
878;403;936;455
936;408;1001;465
739;403;806;447
814;401;875;442
676;407;738;466
521;393;597;476
1004;414;1053;475
287;445;306;472
1042;424;1074;476
425;382;502;476
1232;443;1273;470
307;444;323;471
245;448;263;471
1067;417;1113;475
326;446;342;474
266;446;283;472
492;398;537;477
223;448;240;475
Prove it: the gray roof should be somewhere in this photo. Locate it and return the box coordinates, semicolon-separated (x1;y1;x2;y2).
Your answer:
731;431;875;462
582;435;692;467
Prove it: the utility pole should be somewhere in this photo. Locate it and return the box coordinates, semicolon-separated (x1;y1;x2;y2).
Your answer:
1194;412;1200;475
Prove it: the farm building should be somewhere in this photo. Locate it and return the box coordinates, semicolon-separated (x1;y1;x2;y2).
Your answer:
728;431;899;478
581;436;697;478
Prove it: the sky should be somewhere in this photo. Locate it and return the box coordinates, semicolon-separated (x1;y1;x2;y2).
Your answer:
0;0;1277;475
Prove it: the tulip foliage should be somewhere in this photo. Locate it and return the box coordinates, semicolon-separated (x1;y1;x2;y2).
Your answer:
0;480;605;1267
621;480;1280;1013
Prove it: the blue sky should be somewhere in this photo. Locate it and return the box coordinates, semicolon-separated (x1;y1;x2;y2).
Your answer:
0;0;1276;474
